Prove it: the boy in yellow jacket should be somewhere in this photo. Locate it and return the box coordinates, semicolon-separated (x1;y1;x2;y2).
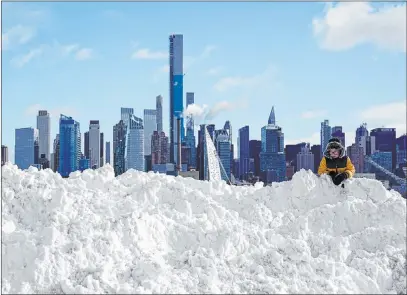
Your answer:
318;137;355;186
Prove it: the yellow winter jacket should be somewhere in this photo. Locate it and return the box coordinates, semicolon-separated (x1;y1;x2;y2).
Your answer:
317;156;355;178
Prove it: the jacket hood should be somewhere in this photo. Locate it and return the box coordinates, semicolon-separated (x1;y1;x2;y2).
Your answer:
324;139;346;159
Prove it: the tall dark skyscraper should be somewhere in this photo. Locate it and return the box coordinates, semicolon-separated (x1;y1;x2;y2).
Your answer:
311;144;321;173
58;115;81;177
239;126;250;179
169;34;184;164
249;140;261;176
285;143;307;172
156;95;163;132
370;128;397;170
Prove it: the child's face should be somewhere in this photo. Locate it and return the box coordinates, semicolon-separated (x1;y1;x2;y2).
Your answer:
329;149;340;158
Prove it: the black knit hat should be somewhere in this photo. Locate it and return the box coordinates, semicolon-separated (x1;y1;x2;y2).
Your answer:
328;137;341;143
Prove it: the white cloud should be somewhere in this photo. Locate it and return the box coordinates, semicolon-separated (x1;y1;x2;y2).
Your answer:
312;3;406;52
301;109;328;119
200;45;216;59
360;101;406;136
61;43;79;55
214;65;277;92
131;48;167;60
10;47;43;68
75;48;93;60
1;25;36;50
183;100;247;125
206;66;223;76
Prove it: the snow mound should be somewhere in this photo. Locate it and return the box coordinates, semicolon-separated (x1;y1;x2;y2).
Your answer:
2;164;406;294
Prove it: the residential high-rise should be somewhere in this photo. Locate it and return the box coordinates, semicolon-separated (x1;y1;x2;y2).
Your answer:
100;132;104;167
169;34;185;164
53;134;60;172
58;115;81;177
144;109;157;156
126;115;144;171
156;95;163;132
1;145;9;166
296;144;314;171
216;129;231;181
84;131;90;159
249;140;261;176
260;107;286;183
320;120;331;156
15;127;39;170
113;120;126;176
370;128;397;171
106;141;111;164
331;126;345;147
239;126;250;179
89;120;100;169
151;131;168;165
36;110;51;162
347;143;364;172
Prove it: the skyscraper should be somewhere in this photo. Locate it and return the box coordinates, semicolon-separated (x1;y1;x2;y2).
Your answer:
151;131;168;165
37;110;51;161
249;140;261;176
224;121;233;174
260;107;286;183
347;143;364;172
320;120;331;156
15;127;39;170
370;128;397;171
331;126;345;147
100;132;104;167
311;144;321;173
144;109;157;156
239;126;250;179
285;142;307;172
113;120;126;176
296;144;314;171
58;115;81;177
185;92;196;169
156;95;163;132
396;135;406;168
84;131;90;159
169;34;185;164
126;115;144;171
106;141;111;164
89;120;100;169
53;134;60;172
1;145;8;166
216;129;231;181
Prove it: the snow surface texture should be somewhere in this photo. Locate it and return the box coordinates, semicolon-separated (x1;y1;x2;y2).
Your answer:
2;164;406;294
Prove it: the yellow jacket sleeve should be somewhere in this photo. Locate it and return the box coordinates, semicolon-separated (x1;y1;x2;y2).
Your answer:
317;157;327;175
345;157;356;178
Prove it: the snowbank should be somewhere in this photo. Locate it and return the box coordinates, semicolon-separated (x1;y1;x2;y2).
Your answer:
2;164;406;294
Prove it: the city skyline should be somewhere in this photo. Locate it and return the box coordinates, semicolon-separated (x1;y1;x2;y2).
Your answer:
2;2;406;163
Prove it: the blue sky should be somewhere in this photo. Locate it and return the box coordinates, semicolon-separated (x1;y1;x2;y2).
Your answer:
2;1;406;162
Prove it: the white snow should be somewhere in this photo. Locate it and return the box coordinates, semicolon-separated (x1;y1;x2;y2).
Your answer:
1;163;406;294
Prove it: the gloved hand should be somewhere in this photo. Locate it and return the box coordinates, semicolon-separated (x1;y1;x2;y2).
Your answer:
333;172;347;186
